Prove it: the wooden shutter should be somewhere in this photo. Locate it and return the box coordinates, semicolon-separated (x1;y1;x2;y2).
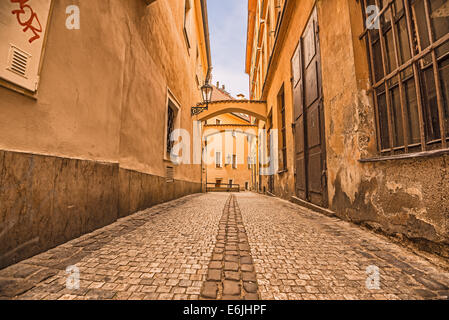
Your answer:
0;0;52;92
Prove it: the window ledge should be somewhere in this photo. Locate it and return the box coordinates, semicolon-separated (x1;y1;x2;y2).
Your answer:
0;79;38;100
277;169;288;174
359;148;449;163
163;157;180;166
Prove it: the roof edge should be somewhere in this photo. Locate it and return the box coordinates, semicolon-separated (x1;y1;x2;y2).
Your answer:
200;0;212;82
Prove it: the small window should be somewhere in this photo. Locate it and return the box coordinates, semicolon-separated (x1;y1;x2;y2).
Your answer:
0;0;52;92
184;0;192;49
225;154;232;166
278;86;287;171
232;155;237;169
165;91;180;159
215;152;222;168
166;104;176;154
275;0;284;29
216;119;221;125
267;7;273;53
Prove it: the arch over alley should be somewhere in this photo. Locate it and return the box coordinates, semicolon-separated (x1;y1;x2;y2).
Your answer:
194;100;267;122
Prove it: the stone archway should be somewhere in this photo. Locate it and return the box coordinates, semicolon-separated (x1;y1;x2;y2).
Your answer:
194;100;267;121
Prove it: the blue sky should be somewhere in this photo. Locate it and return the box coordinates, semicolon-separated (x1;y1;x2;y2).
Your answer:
207;0;249;98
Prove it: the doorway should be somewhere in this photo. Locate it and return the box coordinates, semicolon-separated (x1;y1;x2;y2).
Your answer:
291;7;328;207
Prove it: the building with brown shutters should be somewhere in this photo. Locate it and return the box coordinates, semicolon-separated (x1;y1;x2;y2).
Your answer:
246;0;449;258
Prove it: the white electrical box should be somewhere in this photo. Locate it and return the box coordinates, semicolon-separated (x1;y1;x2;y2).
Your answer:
0;0;52;92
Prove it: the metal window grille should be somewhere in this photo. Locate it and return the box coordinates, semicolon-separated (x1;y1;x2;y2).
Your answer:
279;88;287;170
166;105;175;154
359;0;449;155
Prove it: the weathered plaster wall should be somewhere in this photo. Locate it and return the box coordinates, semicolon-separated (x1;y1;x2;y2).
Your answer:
256;0;448;257
117;0;207;183
319;0;449;257
0;0;126;163
259;0;316;199
0;0;206;182
0;0;207;267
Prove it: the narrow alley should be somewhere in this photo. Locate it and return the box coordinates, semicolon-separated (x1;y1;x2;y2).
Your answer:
1;192;448;300
1;1;449;305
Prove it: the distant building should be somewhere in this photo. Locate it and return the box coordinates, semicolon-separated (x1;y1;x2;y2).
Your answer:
203;84;257;191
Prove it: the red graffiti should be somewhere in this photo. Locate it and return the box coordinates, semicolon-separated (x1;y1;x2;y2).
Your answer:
10;0;43;44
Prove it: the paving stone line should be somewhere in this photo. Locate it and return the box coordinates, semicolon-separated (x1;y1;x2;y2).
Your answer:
201;194;259;300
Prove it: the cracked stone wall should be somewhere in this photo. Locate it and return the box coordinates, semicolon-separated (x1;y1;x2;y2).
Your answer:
320;0;449;258
258;0;449;258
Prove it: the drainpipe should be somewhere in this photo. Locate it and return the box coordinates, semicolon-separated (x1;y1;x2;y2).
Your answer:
200;0;212;192
200;0;212;83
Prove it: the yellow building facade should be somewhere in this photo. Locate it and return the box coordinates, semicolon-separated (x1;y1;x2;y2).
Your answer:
203;85;258;191
246;0;449;258
0;0;211;268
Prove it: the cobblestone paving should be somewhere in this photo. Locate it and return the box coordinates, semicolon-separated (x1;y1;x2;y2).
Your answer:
0;192;448;300
201;195;259;300
0;194;226;300
236;193;449;300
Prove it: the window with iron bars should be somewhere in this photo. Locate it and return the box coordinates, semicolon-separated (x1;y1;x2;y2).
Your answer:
166;104;176;154
278;86;287;170
360;0;449;155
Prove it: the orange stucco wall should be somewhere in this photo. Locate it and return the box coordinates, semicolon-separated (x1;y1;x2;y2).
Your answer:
0;0;209;183
203;112;256;190
247;0;449;257
0;0;210;267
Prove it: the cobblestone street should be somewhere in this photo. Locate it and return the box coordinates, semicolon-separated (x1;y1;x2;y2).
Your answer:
0;192;448;300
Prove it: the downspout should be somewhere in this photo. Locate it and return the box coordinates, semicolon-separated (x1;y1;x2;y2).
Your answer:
261;0;290;99
200;0;213;83
200;0;212;192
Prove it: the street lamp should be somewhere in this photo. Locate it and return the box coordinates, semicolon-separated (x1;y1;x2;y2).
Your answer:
201;82;213;104
191;82;213;116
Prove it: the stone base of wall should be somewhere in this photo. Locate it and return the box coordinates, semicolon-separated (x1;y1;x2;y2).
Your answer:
0;150;201;269
330;156;449;260
118;168;201;218
265;160;449;261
